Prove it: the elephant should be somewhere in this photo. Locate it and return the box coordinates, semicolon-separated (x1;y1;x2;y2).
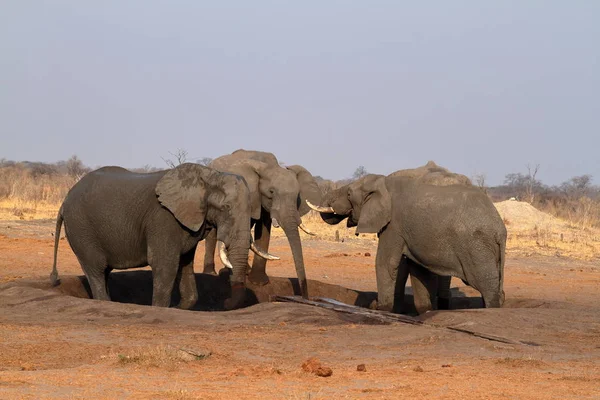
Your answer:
49;163;276;310
308;173;506;314
202;149;322;299
388;161;473;312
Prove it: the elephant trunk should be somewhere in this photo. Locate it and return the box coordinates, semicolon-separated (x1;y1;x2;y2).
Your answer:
310;188;352;226
222;236;250;310
281;215;308;299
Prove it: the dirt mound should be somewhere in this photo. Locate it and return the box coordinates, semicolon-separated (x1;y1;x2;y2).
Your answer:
494;200;564;231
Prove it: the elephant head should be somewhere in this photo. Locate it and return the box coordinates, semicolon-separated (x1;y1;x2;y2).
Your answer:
308;174;391;235
156;163;276;309
224;159;322;298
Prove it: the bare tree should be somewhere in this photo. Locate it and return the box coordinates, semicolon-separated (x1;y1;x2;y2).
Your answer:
196;157;213;166
560;174;593;199
472;172;487;192
352;166;368;180
66;155;89;181
525;163;540;204
131;164;160;173
162;149;188;168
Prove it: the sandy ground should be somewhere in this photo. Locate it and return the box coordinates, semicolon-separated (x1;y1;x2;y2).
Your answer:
1;219;599;399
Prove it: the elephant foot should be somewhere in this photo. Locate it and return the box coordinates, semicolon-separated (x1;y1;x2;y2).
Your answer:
177;299;197;310
224;283;247;310
375;301;393;313
248;270;270;286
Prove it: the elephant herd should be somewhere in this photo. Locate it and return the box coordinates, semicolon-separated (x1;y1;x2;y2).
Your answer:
50;150;506;315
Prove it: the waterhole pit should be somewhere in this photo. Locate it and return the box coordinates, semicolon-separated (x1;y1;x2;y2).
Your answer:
47;270;380;312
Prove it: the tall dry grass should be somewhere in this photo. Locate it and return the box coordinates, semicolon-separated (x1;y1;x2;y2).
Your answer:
1;162;599;259
0;165;74;220
537;196;600;231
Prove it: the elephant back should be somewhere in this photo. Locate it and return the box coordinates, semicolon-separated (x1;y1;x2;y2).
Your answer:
211;149;279;170
389;161;472;187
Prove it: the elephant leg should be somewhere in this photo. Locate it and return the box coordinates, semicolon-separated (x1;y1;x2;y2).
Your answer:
375;227;405;312
463;248;503;308
202;229;218;275
248;211;271;286
76;253;110;302
409;262;439;315
149;242;180;307
392;256;411;313
437;275;452;310
176;246;199;310
151;262;179;307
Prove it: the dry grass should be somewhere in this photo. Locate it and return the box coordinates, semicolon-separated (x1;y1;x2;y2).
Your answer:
1;167;598;260
497;200;600;260
0;199;60;220
494;356;546;368
0;165;72;220
106;345;211;368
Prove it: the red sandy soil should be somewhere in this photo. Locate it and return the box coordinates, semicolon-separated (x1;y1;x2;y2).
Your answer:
0;220;599;399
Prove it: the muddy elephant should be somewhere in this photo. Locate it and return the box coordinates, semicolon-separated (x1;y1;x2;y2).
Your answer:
308;173;506;314
203;149;322;299
50;163;276;310
389;161;473;312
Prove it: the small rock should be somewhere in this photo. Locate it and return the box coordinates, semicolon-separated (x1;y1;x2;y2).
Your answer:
20;363;36;371
413;366;424;372
176;347;211;361
357;364;366;372
364;252;371;257
301;357;333;377
315;367;333;377
441;364;452;368
302;357;321;373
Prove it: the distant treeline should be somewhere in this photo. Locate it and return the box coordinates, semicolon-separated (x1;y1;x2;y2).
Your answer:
1;156;599;229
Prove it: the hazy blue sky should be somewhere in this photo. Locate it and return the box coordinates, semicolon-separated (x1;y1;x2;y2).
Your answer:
1;1;598;185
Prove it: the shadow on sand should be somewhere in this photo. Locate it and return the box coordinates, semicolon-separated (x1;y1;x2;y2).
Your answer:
51;269;484;314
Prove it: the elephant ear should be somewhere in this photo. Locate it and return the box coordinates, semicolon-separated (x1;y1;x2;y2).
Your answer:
356;175;392;234
155;163;211;231
286;165;322;216
227;159;266;220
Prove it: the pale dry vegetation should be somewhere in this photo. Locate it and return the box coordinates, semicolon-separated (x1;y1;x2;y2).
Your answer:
0;160;78;220
1;158;599;259
105;345;211;368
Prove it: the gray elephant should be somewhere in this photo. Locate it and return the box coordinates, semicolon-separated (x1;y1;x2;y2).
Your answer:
50;163;276;310
308;173;506;314
203;150;322;299
389;161;473;312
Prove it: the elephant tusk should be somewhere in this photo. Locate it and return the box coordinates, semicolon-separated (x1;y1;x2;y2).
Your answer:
299;222;316;236
218;241;233;269
271;218;280;228
250;236;280;260
306;200;335;214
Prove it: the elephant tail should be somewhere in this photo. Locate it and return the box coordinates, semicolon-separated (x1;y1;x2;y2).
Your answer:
497;233;506;302
50;207;64;286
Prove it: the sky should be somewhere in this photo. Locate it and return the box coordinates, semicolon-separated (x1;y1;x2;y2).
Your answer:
1;1;598;185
